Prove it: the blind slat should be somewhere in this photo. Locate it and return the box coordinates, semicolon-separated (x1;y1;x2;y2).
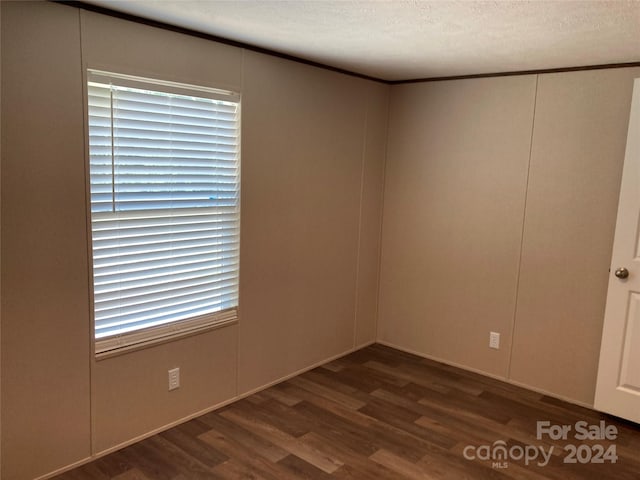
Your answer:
95;270;237;303
95;264;239;293
96;284;238;319
95;296;238;336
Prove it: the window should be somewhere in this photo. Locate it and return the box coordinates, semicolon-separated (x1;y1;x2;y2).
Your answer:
87;70;240;355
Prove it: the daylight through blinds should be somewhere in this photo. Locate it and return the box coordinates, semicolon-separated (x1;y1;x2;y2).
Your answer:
87;73;240;347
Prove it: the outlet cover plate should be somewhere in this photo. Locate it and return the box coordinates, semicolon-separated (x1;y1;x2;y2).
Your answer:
489;332;500;350
168;367;180;391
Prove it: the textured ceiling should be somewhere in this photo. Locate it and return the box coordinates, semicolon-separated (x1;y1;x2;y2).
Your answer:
87;0;640;81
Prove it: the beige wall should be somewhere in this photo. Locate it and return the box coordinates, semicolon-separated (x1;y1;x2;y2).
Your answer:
509;67;640;403
379;68;640;405
1;3;91;480
379;76;537;377
238;52;388;393
92;327;238;453
1;2;388;479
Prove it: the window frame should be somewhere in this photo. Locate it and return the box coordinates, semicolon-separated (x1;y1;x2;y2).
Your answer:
85;69;241;358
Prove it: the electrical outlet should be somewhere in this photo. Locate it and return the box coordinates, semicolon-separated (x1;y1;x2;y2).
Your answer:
168;367;180;391
489;332;500;349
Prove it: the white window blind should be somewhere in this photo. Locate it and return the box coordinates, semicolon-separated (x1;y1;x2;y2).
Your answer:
87;71;240;355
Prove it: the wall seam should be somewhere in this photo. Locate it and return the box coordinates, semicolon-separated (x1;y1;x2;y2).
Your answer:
373;86;392;342
235;47;246;398
0;1;3;474
352;90;369;348
77;7;96;458
507;74;539;379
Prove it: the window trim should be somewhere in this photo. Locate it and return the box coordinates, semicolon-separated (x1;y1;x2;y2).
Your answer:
95;308;238;359
88;70;241;103
85;69;241;357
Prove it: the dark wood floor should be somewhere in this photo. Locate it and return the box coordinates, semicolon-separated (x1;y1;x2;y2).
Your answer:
55;344;640;479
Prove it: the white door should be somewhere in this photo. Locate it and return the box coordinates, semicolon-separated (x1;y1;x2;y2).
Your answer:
595;77;640;423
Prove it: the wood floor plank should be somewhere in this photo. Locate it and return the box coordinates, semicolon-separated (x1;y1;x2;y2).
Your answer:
54;344;640;480
56;464;108;480
311;364;396;395
302;369;362;395
364;360;485;397
228;398;312;438
219;408;344;474
198;410;290;463
143;434;221;479
111;468;152;480
293;394;455;463
116;439;181;480
212;459;270;480
288;376;367;410
199;427;298;480
299;431;401;480
370;449;440;480
260;385;303;406
319;362;345;373
417;446;536;480
358;396;457;449
277;454;336;480
158;419;228;468
89;453;133;479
